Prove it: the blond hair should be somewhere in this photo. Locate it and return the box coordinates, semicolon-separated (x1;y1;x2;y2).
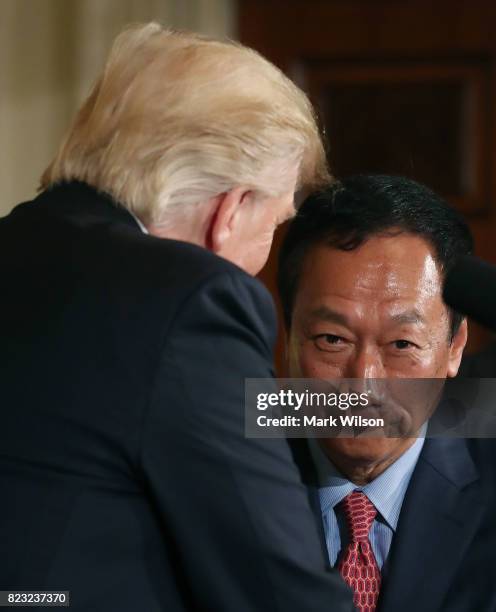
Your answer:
41;23;329;226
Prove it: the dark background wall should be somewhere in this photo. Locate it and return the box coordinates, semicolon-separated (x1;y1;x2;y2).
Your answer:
239;0;496;372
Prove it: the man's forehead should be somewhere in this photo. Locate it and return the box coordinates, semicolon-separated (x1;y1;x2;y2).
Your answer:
299;234;442;293
293;234;448;328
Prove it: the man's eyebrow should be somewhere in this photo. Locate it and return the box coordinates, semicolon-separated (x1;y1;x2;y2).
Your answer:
389;310;426;326
308;306;350;327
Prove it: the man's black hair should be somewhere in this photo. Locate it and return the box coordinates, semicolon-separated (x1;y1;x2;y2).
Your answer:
277;174;474;340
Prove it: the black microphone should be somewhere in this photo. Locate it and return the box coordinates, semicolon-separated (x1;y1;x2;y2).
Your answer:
443;255;496;330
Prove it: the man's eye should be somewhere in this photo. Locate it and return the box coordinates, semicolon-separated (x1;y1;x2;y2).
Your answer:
314;334;346;351
393;339;415;350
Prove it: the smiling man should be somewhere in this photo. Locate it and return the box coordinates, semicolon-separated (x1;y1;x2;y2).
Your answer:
278;175;496;612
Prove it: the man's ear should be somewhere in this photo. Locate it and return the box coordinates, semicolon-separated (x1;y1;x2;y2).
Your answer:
207;187;251;253
447;318;468;378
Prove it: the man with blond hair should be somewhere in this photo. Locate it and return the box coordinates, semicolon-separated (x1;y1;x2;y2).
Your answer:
0;23;352;612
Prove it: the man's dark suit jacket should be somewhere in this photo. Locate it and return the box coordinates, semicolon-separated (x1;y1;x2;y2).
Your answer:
291;436;496;612
0;182;352;611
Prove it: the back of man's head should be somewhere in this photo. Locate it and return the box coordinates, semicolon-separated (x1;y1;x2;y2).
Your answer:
41;22;328;227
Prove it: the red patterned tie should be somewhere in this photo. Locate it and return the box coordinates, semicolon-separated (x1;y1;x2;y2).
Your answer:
337;491;381;612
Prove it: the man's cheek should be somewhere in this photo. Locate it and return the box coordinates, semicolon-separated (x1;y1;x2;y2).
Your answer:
299;348;343;378
409;346;448;377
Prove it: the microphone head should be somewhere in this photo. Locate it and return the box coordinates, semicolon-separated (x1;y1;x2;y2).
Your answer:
443;255;496;331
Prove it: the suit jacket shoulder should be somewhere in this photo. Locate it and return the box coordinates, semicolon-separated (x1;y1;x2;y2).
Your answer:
0;181;352;612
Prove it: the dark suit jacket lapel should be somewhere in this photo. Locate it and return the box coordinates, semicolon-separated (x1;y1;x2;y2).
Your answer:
289;438;329;564
379;437;484;612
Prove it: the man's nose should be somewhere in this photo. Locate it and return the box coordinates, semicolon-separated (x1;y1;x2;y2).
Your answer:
345;346;386;379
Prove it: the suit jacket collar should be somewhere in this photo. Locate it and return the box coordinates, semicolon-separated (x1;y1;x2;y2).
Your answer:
31;181;141;233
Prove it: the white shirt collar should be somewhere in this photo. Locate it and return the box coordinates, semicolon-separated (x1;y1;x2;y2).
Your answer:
129;211;149;234
309;422;427;531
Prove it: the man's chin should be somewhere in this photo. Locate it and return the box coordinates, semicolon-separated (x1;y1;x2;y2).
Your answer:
319;436;404;466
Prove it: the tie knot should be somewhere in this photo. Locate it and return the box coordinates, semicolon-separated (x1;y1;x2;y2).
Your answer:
340;491;377;542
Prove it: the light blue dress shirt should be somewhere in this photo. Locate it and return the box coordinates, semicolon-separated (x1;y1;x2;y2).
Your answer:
309;429;426;569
